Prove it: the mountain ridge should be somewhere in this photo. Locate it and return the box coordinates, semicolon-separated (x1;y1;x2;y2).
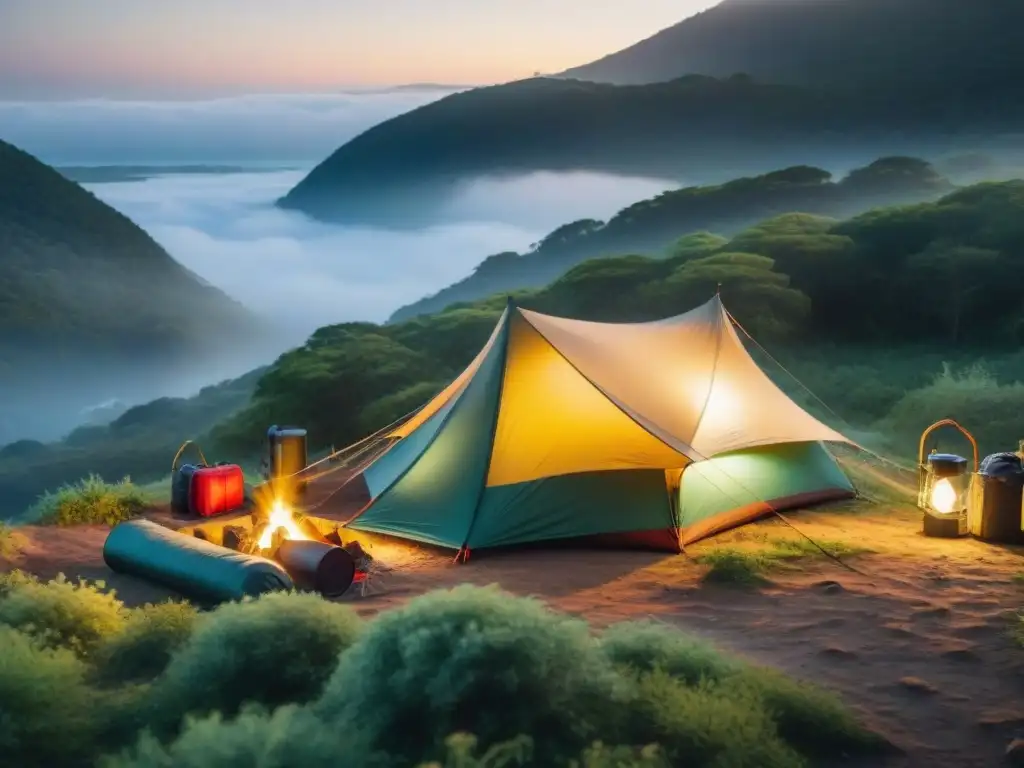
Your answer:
557;0;1024;89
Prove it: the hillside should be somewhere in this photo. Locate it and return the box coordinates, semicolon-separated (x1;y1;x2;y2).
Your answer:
390;157;952;321
558;0;1024;90
0;140;252;363
277;72;1021;227
0;140;264;444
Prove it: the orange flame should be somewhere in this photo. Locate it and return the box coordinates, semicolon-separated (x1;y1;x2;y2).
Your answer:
257;500;309;549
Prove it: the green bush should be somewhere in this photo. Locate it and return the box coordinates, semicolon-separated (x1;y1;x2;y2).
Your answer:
29;474;150;526
0;625;97;767
600;620;741;685
0;582;880;768
721;666;886;759
615;670;802;768
147;591;362;733
95;601;198;683
0;522;23;558
0;571;125;657
101;705;376;768
316;584;623;763
876;362;1024;456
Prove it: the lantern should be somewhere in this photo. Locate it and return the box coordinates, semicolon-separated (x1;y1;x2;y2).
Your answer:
917;419;977;538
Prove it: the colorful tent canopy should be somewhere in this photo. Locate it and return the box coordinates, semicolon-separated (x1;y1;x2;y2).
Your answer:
345;296;855;553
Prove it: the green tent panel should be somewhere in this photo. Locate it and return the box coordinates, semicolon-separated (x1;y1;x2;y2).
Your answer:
362;389;462;499
467;469;675;550
677;441;853;545
346;318;509;549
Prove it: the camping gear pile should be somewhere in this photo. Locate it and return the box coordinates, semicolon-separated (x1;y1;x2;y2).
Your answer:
102;428;379;604
171;440;245;518
105;506;374;604
917;421;1024;544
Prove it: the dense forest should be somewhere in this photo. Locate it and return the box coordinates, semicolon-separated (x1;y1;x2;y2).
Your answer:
390;157;952;321
5;177;1022;517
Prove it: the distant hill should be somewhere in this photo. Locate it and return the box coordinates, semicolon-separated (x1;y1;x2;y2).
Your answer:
389;157;952;322
0;367;265;518
277;72;1022;227
558;0;1024;90
0;139;261;443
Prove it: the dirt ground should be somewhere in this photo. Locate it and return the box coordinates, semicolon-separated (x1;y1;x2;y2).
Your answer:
4;496;1024;768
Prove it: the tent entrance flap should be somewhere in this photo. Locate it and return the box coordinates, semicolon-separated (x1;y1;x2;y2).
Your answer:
677;441;855;545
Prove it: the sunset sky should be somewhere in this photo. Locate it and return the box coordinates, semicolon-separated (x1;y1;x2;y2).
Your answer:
0;0;722;98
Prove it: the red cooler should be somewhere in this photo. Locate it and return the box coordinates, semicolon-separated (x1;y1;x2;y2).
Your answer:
190;464;245;517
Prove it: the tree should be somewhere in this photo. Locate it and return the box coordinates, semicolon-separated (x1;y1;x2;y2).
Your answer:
904;243;1006;344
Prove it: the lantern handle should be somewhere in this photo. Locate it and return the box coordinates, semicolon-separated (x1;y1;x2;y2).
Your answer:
917;419;979;472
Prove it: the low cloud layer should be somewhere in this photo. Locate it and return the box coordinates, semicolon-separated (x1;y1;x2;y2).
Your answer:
0;89;461;165
86;168;676;346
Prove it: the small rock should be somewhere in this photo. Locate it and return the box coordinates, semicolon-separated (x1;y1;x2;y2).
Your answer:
897;676;937;695
1005;738;1024;765
815;580;844;594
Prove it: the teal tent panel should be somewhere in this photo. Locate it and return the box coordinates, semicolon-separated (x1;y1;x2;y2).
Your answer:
346;319;508;549
363;392;462;499
468;469;674;549
677;441;852;528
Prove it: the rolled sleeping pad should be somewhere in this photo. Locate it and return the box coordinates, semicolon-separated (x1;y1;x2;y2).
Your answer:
103;519;294;605
275;540;356;598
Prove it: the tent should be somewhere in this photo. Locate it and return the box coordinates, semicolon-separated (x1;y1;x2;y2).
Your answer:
339;296;855;555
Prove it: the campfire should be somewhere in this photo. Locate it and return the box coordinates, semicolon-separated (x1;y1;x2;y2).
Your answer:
214;499;375;598
216;499;318;558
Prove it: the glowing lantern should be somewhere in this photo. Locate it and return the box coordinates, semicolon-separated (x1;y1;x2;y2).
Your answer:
917;419;977;538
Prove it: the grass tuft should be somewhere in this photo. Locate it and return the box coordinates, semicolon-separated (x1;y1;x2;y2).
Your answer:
694;549;772;585
29;474;151;526
695;536;871;586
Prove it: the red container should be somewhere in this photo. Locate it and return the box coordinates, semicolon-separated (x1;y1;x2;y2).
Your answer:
190;464;245;518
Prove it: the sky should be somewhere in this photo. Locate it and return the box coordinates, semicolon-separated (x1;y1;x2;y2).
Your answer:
0;0;722;98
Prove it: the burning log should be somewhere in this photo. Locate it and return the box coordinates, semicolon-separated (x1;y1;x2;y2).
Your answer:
276;540;356;598
222;524;257;554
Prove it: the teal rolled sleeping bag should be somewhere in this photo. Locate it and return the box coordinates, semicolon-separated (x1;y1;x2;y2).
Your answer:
103;519;293;604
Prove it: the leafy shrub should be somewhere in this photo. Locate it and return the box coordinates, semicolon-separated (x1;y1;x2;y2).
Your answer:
876;362;1024;456
147;591;362;732
101;705;373;768
316;584;623;763
95;601;198;683
0;571;125;657
105;714;666;768
29;474;149;526
720;666;887;758
0;625;97;767
0;522;24;558
600;620;741;685
615;670;802;768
